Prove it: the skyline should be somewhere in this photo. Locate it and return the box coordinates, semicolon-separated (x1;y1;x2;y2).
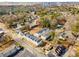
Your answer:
0;2;78;6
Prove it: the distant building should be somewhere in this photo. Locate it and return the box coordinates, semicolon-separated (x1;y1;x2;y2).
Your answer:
15;24;22;30
34;28;52;40
30;21;38;29
29;16;40;29
56;16;66;29
57;16;66;25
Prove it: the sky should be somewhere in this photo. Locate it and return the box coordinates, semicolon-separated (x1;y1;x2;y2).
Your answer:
0;0;79;2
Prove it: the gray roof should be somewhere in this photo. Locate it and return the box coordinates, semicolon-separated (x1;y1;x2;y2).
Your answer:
25;34;42;43
36;28;52;39
37;28;50;34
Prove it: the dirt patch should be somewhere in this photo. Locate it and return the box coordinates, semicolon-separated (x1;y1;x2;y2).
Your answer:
30;27;41;35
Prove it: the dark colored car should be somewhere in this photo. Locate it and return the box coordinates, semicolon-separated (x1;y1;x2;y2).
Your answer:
55;45;67;56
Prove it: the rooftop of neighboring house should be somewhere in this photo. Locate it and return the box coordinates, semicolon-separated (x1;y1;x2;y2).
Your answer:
37;28;51;35
57;16;66;25
58;31;76;41
24;33;43;46
34;28;52;40
58;32;68;40
25;33;42;43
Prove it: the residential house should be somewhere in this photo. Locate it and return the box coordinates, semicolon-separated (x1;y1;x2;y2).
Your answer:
58;31;76;41
34;28;52;40
15;24;22;30
58;32;68;40
24;33;43;46
56;16;66;28
29;16;40;29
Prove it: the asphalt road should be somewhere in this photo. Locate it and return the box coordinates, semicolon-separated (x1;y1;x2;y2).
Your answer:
15;49;36;57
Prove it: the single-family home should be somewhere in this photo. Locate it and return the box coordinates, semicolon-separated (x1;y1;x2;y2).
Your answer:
58;31;76;41
34;28;52;40
24;33;43;46
58;32;68;40
29;16;40;29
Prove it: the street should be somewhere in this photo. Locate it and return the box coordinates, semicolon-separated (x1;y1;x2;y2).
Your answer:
15;48;36;57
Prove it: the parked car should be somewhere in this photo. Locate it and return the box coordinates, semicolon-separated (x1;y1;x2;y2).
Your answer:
55;45;67;56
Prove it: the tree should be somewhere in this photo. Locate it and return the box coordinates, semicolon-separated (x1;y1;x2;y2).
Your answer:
71;21;79;35
51;12;61;19
40;17;50;28
50;32;55;40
